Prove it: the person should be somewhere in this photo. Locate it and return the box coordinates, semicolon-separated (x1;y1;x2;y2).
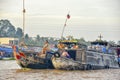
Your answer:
42;40;50;54
19;41;28;51
51;44;58;52
72;44;79;49
61;49;70;58
95;44;101;51
116;47;120;56
57;42;65;49
0;51;3;58
38;40;50;58
108;48;112;54
102;45;107;53
118;55;120;67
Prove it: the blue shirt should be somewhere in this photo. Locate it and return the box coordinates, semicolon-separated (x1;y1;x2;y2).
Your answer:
102;46;107;53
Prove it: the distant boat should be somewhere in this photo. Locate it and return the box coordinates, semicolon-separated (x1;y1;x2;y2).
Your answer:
0;45;13;58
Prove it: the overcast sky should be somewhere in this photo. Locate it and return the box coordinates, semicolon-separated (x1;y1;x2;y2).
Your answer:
0;0;120;42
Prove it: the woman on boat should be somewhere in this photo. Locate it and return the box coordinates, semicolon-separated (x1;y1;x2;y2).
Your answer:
61;49;71;58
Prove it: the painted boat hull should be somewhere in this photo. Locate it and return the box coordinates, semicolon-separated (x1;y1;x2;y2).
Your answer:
16;56;54;69
13;46;54;69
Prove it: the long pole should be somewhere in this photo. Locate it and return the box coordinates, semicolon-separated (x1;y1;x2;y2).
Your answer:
22;0;25;40
61;11;70;40
98;34;103;41
61;19;67;40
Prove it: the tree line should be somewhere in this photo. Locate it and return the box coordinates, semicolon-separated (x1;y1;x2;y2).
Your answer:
0;19;119;46
0;19;58;46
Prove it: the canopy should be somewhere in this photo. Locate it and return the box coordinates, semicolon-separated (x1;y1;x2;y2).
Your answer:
91;41;108;46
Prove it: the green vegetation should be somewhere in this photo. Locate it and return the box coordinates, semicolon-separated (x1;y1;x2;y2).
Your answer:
0;57;15;60
0;19;58;46
0;19;119;46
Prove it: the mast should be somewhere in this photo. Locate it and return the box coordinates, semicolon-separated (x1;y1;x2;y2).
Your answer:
61;19;67;39
98;34;103;41
61;11;70;40
22;0;26;41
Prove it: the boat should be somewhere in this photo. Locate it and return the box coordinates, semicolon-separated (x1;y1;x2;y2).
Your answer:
12;0;56;69
0;45;13;58
13;45;55;69
51;39;120;70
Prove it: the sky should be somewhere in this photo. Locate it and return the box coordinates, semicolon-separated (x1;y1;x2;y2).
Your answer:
0;0;120;42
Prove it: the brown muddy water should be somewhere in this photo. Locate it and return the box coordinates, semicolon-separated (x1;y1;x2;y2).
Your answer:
0;60;120;80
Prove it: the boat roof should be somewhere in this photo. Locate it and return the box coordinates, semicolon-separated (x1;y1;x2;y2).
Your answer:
91;40;108;46
59;40;78;44
59;40;87;47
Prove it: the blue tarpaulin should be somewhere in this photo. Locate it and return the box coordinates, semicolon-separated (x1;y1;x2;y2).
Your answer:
0;47;13;54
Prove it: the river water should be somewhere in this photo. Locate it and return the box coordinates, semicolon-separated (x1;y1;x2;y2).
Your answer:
0;60;120;80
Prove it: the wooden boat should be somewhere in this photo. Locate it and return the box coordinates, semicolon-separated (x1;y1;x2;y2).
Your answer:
51;40;120;70
13;46;54;69
52;53;83;70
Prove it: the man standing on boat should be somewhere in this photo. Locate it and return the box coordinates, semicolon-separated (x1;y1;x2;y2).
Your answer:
38;40;50;58
42;40;50;54
57;42;65;49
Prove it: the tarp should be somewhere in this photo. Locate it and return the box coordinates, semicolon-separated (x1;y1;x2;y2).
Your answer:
0;47;13;54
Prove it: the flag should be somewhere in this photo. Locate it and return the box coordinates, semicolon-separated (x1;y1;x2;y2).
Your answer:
67;14;70;19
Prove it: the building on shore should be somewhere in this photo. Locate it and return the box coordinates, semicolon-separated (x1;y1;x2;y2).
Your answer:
0;37;19;45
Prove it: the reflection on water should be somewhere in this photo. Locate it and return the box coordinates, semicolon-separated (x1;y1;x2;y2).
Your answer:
0;60;120;80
